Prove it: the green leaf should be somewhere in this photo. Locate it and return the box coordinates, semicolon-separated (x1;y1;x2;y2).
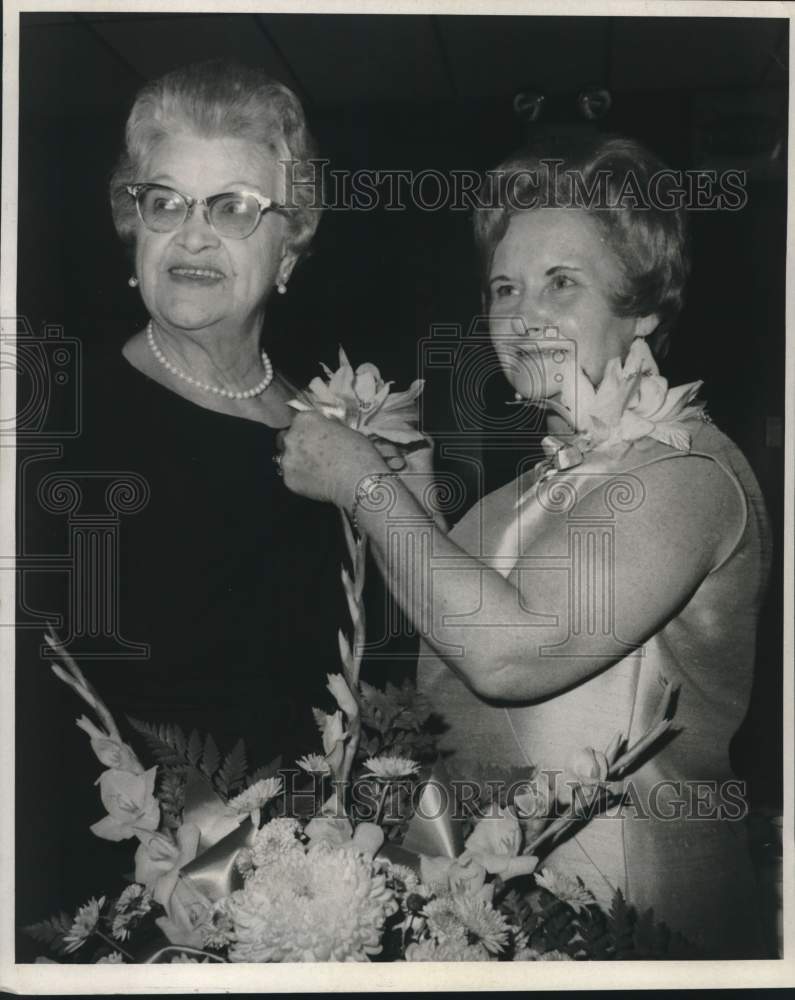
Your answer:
126;716;185;767
359;681;400;733
217;739;248;795
157;767;186;828
201;733;221;778
23;912;71;943
187;729;203;768
23;913;72;955
606;889;635;957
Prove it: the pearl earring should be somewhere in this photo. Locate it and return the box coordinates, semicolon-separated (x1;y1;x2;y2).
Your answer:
128;276;139;288
276;280;287;295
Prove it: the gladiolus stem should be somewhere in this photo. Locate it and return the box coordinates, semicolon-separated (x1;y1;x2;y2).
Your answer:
48;631;121;741
96;931;135;961
375;784;391;826
339;509;367;692
333;508;367;812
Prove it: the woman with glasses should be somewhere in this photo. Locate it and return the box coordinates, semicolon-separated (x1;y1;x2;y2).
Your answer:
113;64;310;421
15;61;354;935
44;61;342;787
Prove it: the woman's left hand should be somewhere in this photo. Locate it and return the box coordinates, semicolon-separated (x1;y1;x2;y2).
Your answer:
277;411;387;509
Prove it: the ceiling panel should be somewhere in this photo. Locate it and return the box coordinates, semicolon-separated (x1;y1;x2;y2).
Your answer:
88;14;302;97
437;15;610;99
19;13;788;119
611;17;782;92
262;14;451;105
20;19;140;114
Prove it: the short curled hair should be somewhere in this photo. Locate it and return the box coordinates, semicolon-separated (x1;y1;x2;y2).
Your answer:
110;59;322;261
473;134;690;357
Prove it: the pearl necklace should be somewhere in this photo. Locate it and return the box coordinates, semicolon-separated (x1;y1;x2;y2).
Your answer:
146;321;274;399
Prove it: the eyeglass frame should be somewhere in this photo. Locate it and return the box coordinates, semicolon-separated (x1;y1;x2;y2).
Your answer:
126;183;290;239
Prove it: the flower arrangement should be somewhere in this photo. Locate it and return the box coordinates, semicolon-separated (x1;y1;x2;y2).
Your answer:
24;350;695;964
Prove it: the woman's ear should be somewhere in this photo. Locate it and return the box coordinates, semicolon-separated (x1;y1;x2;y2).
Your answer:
632;314;660;339
279;250;298;285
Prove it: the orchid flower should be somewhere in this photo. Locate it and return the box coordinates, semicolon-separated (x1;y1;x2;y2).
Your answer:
288;347;425;444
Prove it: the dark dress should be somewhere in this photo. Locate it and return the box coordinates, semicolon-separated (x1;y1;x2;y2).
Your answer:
16;342;345;943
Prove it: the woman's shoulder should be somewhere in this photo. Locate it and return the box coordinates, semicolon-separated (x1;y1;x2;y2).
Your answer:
574;428;757;574
576;417;757;504
624;420;763;530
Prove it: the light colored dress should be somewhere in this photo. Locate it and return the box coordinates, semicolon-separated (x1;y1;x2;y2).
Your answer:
418;417;771;957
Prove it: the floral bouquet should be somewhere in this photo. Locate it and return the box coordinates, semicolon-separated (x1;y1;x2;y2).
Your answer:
25;351;694;964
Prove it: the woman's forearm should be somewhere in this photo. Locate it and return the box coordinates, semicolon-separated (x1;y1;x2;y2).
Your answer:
354;475;552;699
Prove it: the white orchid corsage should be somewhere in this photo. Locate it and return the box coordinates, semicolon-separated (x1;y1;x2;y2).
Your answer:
287;347;425;445
539;338;706;476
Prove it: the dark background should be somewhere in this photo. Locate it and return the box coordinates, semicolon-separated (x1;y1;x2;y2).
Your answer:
15;11;787;937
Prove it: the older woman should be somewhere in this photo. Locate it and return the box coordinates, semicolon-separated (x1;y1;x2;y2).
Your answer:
32;60;343;779
279;135;771;957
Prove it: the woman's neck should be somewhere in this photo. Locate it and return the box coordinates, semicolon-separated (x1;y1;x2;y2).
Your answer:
545;410;577;437
122;321;294;428
150;318;265;389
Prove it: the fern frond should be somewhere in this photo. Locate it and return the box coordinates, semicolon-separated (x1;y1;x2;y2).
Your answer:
217;739;247;794
200;733;220;778
23;912;73;955
126;716;186;767
187;729;202;768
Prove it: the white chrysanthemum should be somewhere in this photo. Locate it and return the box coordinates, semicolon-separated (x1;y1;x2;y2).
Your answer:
63;896;105;953
112;884;153;940
363;755;421;779
97;951;124;963
227;842;397;962
249;818;304;867
385;862;420;891
201;899;235;951
111;914;132;942
534;867;596;913
423;897;466;943
116;883;152;914
452;894;510;954
227;777;283;815
405;937;490;961
235;847;255;879
296;754;331;776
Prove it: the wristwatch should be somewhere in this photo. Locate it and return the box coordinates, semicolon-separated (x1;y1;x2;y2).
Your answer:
350;473;392;533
